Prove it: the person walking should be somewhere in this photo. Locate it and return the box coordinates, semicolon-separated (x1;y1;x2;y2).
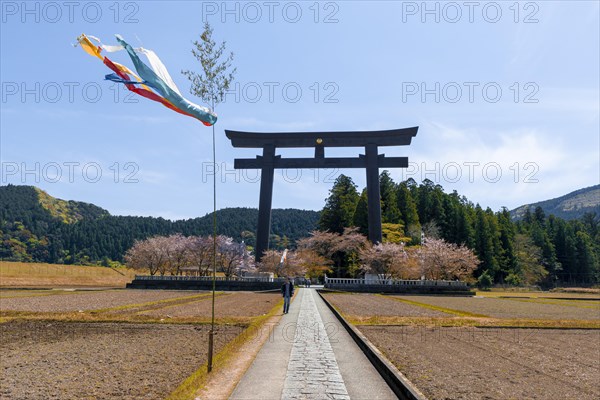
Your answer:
281;277;294;314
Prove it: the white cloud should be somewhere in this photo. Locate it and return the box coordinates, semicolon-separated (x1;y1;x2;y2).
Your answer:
395;122;597;210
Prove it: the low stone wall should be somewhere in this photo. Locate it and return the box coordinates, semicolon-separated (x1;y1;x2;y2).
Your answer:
127;278;282;291
324;283;474;295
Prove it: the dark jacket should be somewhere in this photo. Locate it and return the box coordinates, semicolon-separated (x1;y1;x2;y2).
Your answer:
281;282;294;298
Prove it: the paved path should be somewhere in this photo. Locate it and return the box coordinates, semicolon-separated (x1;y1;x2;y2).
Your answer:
230;288;396;400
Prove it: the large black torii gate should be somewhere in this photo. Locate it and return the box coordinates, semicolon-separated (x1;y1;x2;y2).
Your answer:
225;127;418;262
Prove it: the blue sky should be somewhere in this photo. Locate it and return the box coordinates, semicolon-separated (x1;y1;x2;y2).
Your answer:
1;1;599;219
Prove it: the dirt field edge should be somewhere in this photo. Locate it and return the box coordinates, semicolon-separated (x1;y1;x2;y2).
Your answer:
166;295;286;400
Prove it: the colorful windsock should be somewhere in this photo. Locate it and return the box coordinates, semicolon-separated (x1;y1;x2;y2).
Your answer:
76;34;217;126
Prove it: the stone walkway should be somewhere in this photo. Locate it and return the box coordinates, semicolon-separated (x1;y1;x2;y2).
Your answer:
281;289;350;399
230;288;396;400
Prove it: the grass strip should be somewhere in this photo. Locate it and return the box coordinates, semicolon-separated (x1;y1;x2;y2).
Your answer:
476;290;600;299
346;315;600;329
133;293;233;316
380;295;489;318
90;292;222;314
165;297;285;400
499;297;600;309
0;310;252;326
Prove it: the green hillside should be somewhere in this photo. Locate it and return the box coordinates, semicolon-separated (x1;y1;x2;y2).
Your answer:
2;182;598;287
511;185;600;220
0;185;319;264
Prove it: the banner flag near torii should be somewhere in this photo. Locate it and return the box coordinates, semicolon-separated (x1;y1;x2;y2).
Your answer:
75;34;218;126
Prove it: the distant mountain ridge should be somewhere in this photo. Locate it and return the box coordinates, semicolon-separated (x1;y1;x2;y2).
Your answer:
511;184;600;220
0;185;320;263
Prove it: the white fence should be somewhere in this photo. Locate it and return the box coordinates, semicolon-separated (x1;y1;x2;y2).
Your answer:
133;275;286;283
324;276;468;288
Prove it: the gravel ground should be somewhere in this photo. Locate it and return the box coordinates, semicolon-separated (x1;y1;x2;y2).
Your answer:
0;321;243;400
0;290;205;312
141;292;282;318
360;326;600;400
392;295;600;320
322;293;449;317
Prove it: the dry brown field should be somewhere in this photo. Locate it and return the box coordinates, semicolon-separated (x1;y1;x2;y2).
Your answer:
1;321;242;400
0;288;282;399
322;291;600;400
392;294;600;320
361;325;599;400
0;289;203;312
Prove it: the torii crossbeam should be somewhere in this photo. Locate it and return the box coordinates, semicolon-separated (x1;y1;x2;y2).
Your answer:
226;128;418;262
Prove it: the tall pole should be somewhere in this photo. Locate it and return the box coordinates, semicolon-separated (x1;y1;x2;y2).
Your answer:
208;99;216;373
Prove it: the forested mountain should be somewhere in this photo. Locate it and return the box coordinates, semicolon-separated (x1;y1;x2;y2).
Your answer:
3;181;599;287
0;185;319;264
511;185;600;220
318;175;599;286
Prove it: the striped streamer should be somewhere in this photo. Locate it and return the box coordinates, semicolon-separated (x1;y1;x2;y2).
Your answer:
75;34;217;126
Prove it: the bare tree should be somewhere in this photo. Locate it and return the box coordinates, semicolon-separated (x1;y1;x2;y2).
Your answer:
182;23;237;373
422;221;441;240
182;22;236;110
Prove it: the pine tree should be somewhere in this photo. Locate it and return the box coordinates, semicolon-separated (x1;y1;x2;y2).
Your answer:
530;222;560;282
473;205;499;279
396;180;421;240
497;208;518;283
352;189;369;235
574;231;597;284
553;219;576;278
534;206;546;227
379;171;401;223
440;191;474;246
417;179;445;226
318;175;360;234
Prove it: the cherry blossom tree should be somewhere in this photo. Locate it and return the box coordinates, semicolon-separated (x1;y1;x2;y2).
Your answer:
217;235;248;278
256;249;305;278
125;236;169;276
298;228;369;277
359;242;409;279
187;235;213;276
295;248;332;280
125;234;252;278
164;234;191;275
420;237;479;281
